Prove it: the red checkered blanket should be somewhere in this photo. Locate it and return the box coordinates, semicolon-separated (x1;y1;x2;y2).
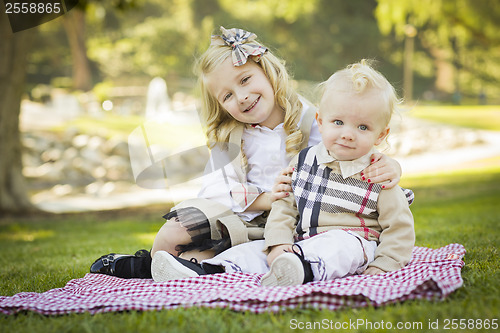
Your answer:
0;244;465;315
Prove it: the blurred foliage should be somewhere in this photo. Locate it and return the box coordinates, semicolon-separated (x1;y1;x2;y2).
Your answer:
376;0;500;100
26;0;500;103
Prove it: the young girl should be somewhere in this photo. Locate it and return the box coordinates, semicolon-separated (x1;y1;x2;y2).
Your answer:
90;27;402;279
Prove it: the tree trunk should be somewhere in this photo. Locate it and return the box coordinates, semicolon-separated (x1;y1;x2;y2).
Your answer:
0;11;37;214
428;46;455;97
62;8;92;91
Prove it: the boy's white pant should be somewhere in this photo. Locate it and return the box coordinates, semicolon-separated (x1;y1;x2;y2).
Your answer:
202;230;377;281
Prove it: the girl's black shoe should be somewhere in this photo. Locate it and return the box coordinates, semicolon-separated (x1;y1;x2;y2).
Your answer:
90;249;152;279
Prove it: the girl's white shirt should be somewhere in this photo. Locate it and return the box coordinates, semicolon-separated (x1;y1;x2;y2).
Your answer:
198;101;321;221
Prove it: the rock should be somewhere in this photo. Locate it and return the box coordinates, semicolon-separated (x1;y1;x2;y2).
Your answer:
85;181;116;197
72;134;90;149
51;184;73;196
103;139;129;157
62;147;79;161
87;136;106;150
80;147;102;165
92;166;107;179
103;156;131;181
41;148;62;163
30;161;65;181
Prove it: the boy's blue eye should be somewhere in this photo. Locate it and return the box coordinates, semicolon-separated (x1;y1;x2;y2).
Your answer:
223;92;232;102
241;76;250;84
359;125;368;131
334;120;343;125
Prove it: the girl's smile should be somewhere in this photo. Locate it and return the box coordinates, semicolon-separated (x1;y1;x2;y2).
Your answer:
244;96;260;113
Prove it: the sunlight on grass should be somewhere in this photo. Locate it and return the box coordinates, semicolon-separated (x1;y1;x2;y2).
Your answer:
52;114;207;150
131;120;206;152
409;105;500;131
0;225;54;242
52;114;144;139
134;232;157;244
400;164;500;189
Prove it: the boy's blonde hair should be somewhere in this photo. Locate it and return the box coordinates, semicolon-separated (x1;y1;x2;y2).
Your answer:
194;35;303;157
319;59;401;125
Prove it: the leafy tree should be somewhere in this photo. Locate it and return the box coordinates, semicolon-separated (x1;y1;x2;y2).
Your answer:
189;0;390;82
63;0;144;90
375;0;500;100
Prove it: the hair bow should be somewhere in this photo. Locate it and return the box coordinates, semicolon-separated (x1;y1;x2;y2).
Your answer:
210;26;267;66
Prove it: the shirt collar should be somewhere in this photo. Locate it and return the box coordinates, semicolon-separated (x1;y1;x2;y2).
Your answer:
316;142;376;178
249;122;284;131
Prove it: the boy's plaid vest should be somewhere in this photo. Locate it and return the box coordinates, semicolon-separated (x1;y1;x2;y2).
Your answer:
292;146;414;240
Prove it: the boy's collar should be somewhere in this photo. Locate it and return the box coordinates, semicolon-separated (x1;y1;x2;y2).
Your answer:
316;142;377;178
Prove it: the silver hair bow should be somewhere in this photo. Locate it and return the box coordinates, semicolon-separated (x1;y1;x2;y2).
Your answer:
210;26;267;66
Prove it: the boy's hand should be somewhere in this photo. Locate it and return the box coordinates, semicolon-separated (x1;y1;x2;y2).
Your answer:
362;267;385;275
361;153;401;189
271;166;294;200
267;244;293;266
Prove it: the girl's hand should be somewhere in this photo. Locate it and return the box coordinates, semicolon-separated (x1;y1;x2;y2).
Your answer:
267;244;293;266
362;267;385;275
271;166;294;201
361;153;401;189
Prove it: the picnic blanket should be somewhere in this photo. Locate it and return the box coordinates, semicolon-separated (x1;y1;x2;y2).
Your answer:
0;243;465;315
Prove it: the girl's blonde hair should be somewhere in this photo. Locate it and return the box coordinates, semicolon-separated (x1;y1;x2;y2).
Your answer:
194;35;303;158
319;59;401;125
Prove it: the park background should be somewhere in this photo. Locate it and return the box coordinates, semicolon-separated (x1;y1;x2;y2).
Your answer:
1;0;499;213
0;0;499;332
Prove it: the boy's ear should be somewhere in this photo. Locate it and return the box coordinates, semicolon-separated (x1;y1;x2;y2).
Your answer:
315;111;323;132
315;111;321;125
375;126;390;145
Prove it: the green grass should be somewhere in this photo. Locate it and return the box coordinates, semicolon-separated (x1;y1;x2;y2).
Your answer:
1;167;499;332
409;105;500;131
